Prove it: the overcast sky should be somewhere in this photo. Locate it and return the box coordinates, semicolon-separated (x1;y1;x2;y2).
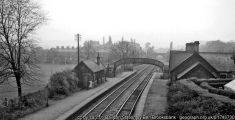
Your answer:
36;0;235;49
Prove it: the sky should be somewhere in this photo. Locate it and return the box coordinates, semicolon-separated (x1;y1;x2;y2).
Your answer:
35;0;235;49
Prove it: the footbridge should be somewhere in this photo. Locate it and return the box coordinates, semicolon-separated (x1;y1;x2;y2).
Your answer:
112;58;164;76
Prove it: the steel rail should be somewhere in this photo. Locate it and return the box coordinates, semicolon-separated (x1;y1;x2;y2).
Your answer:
97;66;155;118
115;67;155;118
75;65;151;119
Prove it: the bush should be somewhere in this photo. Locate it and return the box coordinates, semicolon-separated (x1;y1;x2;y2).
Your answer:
47;70;80;98
167;83;198;103
169;98;208;116
167;82;203;116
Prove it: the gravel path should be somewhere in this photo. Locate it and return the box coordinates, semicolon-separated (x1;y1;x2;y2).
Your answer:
20;72;134;120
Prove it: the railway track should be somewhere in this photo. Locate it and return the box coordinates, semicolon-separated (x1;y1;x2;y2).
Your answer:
115;67;154;118
67;65;155;120
97;66;155;118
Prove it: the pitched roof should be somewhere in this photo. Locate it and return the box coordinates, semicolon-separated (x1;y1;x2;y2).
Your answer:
170;51;235;72
177;62;216;79
82;60;105;73
169;51;192;71
177;62;200;79
200;52;235;72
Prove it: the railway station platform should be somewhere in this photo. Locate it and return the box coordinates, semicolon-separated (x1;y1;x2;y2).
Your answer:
135;72;169;116
20;71;135;120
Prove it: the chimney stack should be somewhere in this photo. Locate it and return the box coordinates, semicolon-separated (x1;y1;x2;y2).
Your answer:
231;47;235;64
186;41;200;52
97;52;100;65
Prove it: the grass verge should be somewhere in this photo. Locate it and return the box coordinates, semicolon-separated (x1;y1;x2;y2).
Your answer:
0;69;80;120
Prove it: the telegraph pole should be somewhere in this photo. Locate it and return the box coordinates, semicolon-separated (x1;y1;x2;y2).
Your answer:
134;39;136;58
76;33;81;64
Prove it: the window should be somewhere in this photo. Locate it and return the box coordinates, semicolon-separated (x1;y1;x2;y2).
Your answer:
220;73;227;78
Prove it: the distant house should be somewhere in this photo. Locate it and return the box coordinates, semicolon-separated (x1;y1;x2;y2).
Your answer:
169;41;235;80
74;54;105;88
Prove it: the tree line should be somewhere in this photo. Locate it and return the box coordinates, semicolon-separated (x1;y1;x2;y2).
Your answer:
200;40;235;53
34;37;158;65
0;0;160;102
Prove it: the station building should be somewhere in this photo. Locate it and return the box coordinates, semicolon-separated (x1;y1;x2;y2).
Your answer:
74;54;106;89
169;41;235;81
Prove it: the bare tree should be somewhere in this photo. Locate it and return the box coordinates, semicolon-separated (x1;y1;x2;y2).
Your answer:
82;40;98;60
145;42;155;59
0;0;46;101
109;40;131;61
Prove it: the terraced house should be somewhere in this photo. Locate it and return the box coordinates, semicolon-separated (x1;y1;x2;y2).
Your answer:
169;41;235;80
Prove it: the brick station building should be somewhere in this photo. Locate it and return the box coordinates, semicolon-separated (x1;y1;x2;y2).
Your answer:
169;41;235;81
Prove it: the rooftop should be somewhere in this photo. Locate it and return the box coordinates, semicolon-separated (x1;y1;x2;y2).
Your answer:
82;60;105;73
170;50;235;72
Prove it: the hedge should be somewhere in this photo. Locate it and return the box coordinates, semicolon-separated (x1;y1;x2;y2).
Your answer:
167;81;219;116
200;82;235;99
0;87;49;120
192;78;232;85
166;79;235;116
179;79;235;107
